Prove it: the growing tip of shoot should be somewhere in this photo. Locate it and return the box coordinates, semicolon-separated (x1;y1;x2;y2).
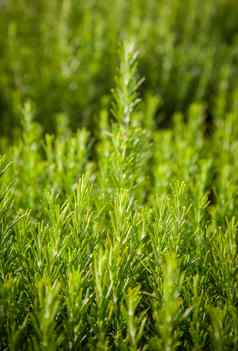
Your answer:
111;40;144;126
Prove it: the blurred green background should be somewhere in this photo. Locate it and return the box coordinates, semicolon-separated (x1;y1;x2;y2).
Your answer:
0;0;238;136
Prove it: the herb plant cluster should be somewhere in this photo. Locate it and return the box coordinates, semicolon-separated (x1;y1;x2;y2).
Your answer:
0;1;238;350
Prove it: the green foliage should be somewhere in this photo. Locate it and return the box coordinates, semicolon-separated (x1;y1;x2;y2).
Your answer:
0;24;238;350
0;0;238;134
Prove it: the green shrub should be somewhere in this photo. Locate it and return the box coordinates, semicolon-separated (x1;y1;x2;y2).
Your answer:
0;39;238;350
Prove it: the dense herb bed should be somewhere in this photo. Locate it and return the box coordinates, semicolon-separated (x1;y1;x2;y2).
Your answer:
0;43;238;350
